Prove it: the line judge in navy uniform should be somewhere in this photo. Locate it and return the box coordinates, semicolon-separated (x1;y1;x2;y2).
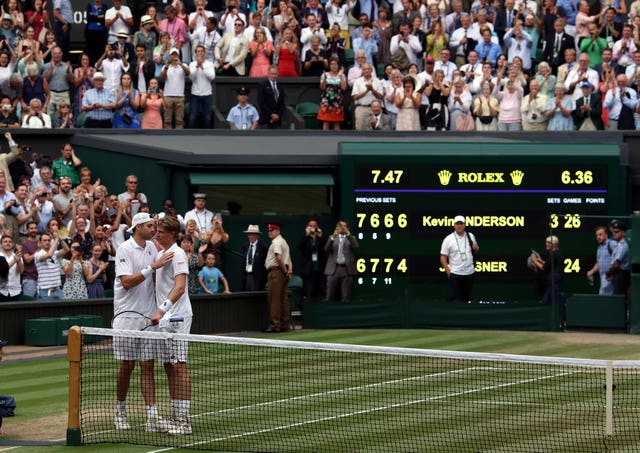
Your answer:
258;65;286;129
241;224;268;291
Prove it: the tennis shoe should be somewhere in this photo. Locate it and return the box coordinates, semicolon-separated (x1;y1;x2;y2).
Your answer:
145;416;171;433
168;419;192;436
114;413;131;430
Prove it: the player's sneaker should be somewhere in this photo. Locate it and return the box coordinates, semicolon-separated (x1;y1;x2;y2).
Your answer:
114;413;131;430
168;418;192;436
145;416;171;433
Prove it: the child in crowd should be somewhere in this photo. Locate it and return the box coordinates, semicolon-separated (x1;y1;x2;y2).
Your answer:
197;252;230;295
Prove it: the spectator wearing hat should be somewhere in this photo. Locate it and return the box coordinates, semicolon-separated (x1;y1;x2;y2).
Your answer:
81;71;117;128
53;0;73;60
573;81;604;130
184;193;213;234
606;222;631;296
440;215;479;303
84;0;109;65
226;87;259;130
188;44;215;129
134;15;157;63
96;43;130;93
104;0;132;44
115;29;136;68
42;46;73;116
160;47;189;129
214;17;249;76
324;219;357;303
264;222;292;332
242;224;268;291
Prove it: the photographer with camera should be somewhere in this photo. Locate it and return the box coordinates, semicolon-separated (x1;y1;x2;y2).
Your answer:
324;219;358;303
298;219;327;303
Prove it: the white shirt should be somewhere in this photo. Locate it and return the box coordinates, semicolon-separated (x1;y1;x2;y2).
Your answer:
192;28;221;62
450;26;481;56
352;76;384;106
155;243;193;318
504;29;533;70
35;249;62;290
434;60;456;82
189;60;216;96
114;237;158;316
440;231;477;276
563;67;600;101
105;5;133;42
389;34;422;66
184;208;213;232
221;11;246;35
99;57;130;92
300;27;328;56
0;251;21;296
21;113;51;129
188;10;214;35
326;1;354;30
163;64;187;97
603;87;638;120
107;224;127;262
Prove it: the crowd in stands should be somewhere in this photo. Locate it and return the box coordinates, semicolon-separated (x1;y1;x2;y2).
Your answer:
0;0;639;129
0;133;232;301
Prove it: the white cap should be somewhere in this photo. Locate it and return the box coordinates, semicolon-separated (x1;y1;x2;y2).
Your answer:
127;212;153;233
169;47;180;54
454;215;466;224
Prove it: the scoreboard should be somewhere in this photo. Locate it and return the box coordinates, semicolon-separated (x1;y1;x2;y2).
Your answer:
338;142;628;302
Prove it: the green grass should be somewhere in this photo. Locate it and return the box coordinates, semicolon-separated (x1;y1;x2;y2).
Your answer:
3;329;640;452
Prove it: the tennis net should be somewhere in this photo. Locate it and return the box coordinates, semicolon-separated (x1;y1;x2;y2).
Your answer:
68;326;640;452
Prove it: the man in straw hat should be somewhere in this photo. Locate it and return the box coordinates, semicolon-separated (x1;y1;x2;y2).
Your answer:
242;224;268;291
81;71;116;128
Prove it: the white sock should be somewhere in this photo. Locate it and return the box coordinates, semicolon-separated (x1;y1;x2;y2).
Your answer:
171;399;179;419
179;400;191;417
146;405;159;418
116;401;126;414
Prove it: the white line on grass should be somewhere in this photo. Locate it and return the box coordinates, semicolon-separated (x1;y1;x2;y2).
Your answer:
145;368;576;453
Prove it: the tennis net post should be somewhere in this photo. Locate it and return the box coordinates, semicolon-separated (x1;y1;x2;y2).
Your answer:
67;325;82;446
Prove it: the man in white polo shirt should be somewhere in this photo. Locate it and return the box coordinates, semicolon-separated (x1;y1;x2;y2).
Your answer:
439;215;479;302
34;230;68;300
160;48;190;129
112;212;174;432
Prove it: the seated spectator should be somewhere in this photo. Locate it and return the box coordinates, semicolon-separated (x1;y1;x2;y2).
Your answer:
226;86;259;130
160;48;189;129
303;36;328;76
140;78;164;129
473;81;500;130
0;96;18;128
546;85;575;131
62;241;89;299
81;72;116;128
21;98;51;128
249;28;274;77
112;73;141;129
573;81;604;130
22;65;49;115
52;99;74;128
275;27;299;77
86;242;108;298
521;79;549;131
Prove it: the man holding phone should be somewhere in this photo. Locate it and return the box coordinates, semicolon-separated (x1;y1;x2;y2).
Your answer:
324;219;359;302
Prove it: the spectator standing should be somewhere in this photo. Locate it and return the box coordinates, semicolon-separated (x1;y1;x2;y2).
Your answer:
317;58;346;131
62;241;89;299
53;0;73;60
117;175;147;217
179;235;199;295
521;79;549;131
52;175;74;224
493;78;523;131
85;0;108;64
51;143;81;186
351;63;383;130
242;224;268;291
104;0;132;44
389;21;422;69
298;219;326;302
134;15;157;63
0;235;21;301
191;16;221;63
26;0;50;43
440;215;479;302
42;46;73;116
132;45;154;94
188;45;215;129
112;73;141;129
141;78;163;129
545;85;575;130
20;221;38;297
160;48;189;129
198;252;230;294
257;65;285;129
0;133;21;193
72;53;96;118
34;231;68;300
184;193;212;233
275;27;298;77
324;219;358;303
395;74;421;131
586;226;615;295
159;6;187;54
96;44;130;93
264;222;292;332
86;242;108;298
214;18;249;76
22;66;49;115
603;73;637;130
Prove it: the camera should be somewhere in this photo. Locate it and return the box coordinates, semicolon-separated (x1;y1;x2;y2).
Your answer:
531;113;537;120
1;105;10;111
309;227;316;233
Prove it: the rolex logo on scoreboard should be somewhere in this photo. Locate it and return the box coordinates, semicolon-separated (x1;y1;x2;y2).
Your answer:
436;169;525;186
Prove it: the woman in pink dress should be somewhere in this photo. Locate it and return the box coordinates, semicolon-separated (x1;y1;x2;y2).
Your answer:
249;28;274;77
140;78;164;129
276;27;299;77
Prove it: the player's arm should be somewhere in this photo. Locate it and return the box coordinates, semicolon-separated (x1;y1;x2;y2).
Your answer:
120;252;174;290
152;273;187;323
